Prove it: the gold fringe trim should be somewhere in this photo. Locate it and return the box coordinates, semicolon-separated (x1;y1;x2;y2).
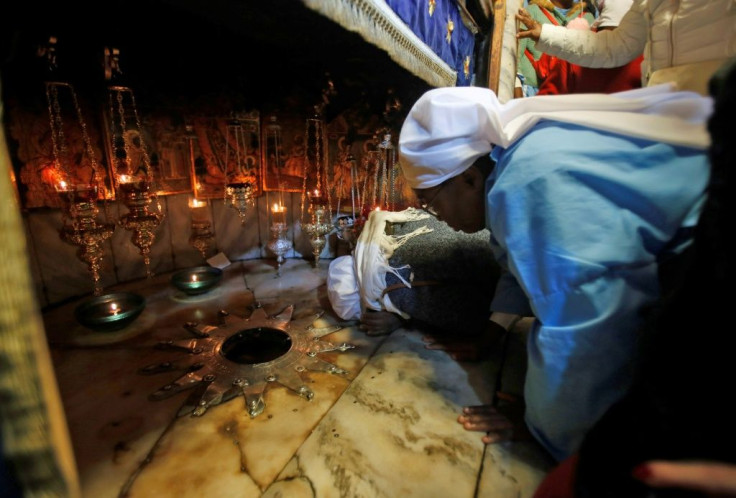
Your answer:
301;0;457;87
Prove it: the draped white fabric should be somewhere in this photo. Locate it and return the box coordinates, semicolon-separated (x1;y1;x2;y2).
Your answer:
399;84;713;188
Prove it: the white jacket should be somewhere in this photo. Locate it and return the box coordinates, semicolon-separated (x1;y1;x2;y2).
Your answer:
536;0;736;90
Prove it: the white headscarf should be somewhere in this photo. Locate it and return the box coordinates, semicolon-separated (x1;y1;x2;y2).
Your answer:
398;87;495;189
398;85;712;189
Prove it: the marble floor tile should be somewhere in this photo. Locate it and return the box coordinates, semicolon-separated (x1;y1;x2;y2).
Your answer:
43;259;552;497
267;328;501;497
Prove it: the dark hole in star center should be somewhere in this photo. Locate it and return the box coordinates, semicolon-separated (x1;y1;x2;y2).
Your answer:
221;327;292;364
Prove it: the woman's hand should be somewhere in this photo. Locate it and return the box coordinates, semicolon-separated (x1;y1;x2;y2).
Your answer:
359;310;405;336
633;460;736;497
458;393;532;444
516;8;542;42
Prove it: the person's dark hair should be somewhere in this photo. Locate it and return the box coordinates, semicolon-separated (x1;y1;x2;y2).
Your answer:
472;153;495;178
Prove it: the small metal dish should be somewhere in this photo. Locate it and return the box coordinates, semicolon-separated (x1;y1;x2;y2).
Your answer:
75;292;146;332
171;266;223;296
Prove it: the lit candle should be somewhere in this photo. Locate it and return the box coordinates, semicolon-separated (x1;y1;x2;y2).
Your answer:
191;274;198;282
308;188;325;206
118;175;148;194
189;198;209;223
272;203;286;225
56;181;97;202
110;302;119;316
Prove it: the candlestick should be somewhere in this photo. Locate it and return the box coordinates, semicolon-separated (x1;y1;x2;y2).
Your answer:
187;197;213;259
74;292;145;332
272;203;286;225
302;201;332;268
55;182;115;296
171;266;223;296
118;174;149;193
267;221;292;277
117;175;163;277
189;221;214;260
56;182;98;203
225;181;254;225
189;198;210;223
307;189;326;206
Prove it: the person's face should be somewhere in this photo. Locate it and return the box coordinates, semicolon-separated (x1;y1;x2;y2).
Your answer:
413;167;486;233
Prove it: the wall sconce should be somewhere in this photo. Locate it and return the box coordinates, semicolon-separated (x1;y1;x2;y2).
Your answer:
188;197;214;260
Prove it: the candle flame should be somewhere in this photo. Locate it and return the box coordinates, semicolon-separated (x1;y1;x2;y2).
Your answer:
192;275;198;282
110;302;119;315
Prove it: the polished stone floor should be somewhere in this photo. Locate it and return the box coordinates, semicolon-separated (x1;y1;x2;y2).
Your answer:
43;258;554;497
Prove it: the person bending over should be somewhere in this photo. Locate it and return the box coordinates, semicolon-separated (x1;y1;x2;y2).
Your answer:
398;85;711;461
328;208;507;360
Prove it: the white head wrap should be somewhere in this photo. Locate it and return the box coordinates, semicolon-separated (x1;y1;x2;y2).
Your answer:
592;0;633;29
399;85;712;189
398;86;496;189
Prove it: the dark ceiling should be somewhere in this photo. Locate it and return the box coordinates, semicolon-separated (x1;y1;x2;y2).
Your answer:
2;0;432;123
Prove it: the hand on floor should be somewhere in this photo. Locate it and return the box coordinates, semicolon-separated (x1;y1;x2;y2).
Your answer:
359;310;406;336
457;393;532;444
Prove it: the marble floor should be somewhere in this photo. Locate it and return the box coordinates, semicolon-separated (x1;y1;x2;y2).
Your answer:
43;258;554;497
